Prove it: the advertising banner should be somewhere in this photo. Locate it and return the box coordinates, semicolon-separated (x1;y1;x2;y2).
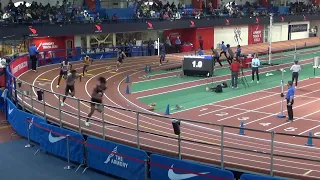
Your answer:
86;136;147;180
150;154;234;180
9;55;28;77
248;24;263;44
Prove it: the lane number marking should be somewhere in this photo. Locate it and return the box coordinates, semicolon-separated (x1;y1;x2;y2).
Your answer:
314;132;320;137
238;117;249;121
215;112;228;117
200;108;208;112
260;123;271;126
38;82;51;86
284;127;297;132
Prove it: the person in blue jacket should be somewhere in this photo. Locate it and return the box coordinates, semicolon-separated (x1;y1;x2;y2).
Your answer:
236;45;242;60
29;43;38;72
219;41;227;59
198;48;204;56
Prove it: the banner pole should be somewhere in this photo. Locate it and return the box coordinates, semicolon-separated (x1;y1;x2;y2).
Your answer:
30;84;34;114
294;44;297;60
77;99;81;133
220;125;224;169
25;117;34;148
64;135;75;170
178;133;181;160
144;158;149;180
101;105;106;140
42;90;46;117
277;69;286;118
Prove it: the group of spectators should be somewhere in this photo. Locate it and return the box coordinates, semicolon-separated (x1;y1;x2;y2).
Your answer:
0;0;318;24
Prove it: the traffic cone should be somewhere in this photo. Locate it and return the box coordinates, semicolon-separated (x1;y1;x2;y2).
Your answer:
238;122;245;135
305;132;314;146
126;85;130;94
125;75;130;83
165;104;170;115
145;65;148;73
148;66;152;73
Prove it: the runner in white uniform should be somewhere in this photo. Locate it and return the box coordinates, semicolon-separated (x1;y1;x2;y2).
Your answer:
56;59;72;88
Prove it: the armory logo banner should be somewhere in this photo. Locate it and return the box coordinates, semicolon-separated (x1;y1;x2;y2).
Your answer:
104;146;129;168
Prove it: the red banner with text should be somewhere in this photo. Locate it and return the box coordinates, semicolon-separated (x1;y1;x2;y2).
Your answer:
10;55;28;77
248;24;263;44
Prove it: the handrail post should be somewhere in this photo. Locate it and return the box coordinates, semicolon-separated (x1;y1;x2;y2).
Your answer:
144;158;149;180
77;99;81;132
30;84;34;114
220;125;224;169
58;94;62;127
42;90;46;117
136;112;140;149
21;84;25;111
101;104;106;139
24;117;34;148
270;131;275;176
64;135;75;170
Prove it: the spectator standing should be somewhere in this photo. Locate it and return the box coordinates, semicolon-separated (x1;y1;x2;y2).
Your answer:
198;48;204;55
286;81;295;121
230;59;241;89
175;37;181;53
165;36;171;53
236;45;241;60
199;36;204;50
251;53;260;83
154;40;158;55
147;38;153;56
290;60;301;88
29;43;38;72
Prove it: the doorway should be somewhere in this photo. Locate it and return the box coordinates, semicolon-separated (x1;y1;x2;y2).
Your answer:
66;39;73;56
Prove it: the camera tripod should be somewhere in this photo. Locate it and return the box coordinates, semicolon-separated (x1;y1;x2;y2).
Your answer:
239;67;249;89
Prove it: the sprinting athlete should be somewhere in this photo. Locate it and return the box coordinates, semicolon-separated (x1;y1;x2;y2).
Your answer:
56;59;72;88
83;55;92;76
85;77;107;127
159;44;166;66
61;69;79;106
116;50;126;71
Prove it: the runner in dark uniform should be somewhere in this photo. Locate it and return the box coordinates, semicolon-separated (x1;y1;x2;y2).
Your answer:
159;44;167;66
211;47;223;67
56;59;72;88
116;50;126;71
61;69;79;106
85;77;107;127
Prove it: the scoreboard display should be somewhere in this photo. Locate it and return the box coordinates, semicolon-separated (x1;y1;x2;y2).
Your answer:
182;55;214;77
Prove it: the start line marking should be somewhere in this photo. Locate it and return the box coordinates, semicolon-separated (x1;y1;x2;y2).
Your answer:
238;117;249;121
215;112;228;116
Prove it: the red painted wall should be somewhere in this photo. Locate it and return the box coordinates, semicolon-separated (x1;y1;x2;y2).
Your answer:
192;0;202;9
164;28;214;50
195;27;214;50
248;24;263;44
29;36;74;58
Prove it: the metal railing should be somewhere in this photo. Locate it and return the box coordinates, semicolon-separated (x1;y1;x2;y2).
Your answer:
6;47;320;179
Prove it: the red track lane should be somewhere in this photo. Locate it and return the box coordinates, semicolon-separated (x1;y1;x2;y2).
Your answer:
17;56;320;179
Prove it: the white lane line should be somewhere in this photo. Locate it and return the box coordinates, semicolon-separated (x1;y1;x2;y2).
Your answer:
133;58;313;96
298;124;320;135
266;109;320;131
199;82;320;118
170;59;314;114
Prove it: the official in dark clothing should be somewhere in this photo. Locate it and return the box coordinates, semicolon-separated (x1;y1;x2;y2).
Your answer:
211;47;223;67
147;38;153;56
219;41;227;59
286;81;295;121
236;45;241;60
199;36;204;50
175;37;181;53
226;44;234;65
29;43;38;72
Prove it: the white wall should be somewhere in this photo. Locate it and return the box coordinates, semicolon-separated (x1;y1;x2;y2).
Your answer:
266;23;288;42
74;35;82;48
214;25;248;48
289;21;310;40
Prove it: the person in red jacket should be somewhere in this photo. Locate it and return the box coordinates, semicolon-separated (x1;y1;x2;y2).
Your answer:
230;58;241;89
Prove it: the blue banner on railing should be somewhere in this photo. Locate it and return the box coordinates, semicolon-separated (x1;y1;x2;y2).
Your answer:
6;98;47;143
150;154;234;180
86;136;147;180
240;174;285;180
39;122;84;164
